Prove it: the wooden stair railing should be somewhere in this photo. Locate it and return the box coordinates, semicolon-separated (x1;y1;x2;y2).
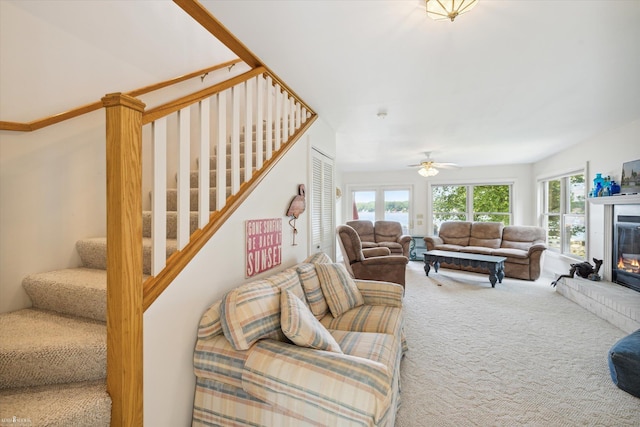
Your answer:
104;67;316;425
0;59;243;133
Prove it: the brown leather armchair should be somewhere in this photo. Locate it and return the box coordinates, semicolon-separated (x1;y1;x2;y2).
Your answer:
337;225;408;287
346;220;412;258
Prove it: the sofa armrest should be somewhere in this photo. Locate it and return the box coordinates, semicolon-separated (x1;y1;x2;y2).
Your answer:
423;236;442;250
243;340;392;425
398;234;412;245
527;243;547;256
355;280;404;307
362;247;392;258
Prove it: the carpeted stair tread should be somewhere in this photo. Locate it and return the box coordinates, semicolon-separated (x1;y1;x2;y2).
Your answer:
142;210;203;239
0;380;110;427
0;309;105;389
76;237;177;275
164;188;230;212
22;268;106;321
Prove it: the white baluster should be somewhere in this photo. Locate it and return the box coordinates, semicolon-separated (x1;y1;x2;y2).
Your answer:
265;76;273;160
216;91;227;211
255;75;264;169
281;91;288;145
274;84;281;151
151;117;167;276
231;85;241;194
244;78;253;182
177;107;190;250
289;96;295;136
198;99;210;228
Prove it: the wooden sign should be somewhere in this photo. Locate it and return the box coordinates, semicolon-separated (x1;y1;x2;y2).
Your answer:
246;218;282;277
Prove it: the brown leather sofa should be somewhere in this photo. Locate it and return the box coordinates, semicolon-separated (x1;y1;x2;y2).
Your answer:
346;220;412;258
337;224;408;287
423;221;547;280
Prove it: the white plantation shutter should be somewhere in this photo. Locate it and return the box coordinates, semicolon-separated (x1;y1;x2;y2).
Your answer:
312;156;323;247
322;161;334;245
310;149;335;259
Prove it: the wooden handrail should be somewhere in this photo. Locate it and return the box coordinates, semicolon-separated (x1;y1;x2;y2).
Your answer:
173;0;315;114
143;66;266;125
0;59;243;132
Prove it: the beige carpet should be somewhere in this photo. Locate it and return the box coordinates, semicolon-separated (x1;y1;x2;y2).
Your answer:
396;261;639;427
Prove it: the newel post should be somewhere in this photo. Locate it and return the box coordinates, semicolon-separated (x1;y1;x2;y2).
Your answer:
102;93;146;427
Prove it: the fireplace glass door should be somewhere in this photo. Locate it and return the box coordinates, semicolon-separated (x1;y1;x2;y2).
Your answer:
612;205;640;292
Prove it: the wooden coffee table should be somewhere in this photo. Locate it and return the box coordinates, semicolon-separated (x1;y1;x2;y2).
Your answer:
423;250;507;287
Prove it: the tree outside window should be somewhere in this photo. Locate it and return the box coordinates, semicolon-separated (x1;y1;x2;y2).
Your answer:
432;184;512;234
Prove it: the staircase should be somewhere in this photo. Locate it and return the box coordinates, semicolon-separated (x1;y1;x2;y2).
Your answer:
0;132;268;425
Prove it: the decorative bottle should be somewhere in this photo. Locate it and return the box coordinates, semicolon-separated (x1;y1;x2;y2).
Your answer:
610;180;621;195
592;173;605;197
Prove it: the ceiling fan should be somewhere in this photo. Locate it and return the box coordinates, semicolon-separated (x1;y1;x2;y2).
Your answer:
408;152;459;177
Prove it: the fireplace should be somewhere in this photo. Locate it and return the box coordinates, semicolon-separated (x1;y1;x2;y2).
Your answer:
612;204;640;292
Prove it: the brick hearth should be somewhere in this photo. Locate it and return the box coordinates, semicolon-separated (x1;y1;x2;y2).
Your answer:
556;277;640;333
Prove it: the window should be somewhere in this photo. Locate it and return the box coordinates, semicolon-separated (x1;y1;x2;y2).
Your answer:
540;172;586;259
431;184;512;234
351;187;412;234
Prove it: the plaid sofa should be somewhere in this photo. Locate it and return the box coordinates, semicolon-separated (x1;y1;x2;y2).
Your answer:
192;253;407;426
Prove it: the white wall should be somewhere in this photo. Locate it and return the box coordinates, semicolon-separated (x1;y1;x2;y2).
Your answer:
533;118;640;276
143;118;335;426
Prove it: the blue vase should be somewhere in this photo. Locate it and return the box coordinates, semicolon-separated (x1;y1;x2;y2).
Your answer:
610;180;621;195
593;173;605;197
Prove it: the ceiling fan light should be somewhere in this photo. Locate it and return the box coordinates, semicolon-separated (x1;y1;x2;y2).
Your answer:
418;166;439;177
425;0;478;22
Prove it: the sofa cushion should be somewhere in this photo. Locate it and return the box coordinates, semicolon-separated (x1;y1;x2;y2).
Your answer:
439;221;472;246
374;220;402;243
267;268;306;302
347;220;376;243
220;279;282;351
331;330;401;374
303;252;332;264
296;263;329;319
501;225;546;250
281;290;342;353
321;305;404;338
491;247;530;262
433;244;464;252
197;299;223;339
316;263;365;317
377;241;403;253
459;246;495;255
469;222;503;249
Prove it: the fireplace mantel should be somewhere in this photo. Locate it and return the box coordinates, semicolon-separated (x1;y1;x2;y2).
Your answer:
588;194;640;205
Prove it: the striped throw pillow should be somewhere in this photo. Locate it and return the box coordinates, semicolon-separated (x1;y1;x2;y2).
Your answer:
316;263;364;317
297;263;329;319
220;280;281;350
281;290;342;353
197;299;223;339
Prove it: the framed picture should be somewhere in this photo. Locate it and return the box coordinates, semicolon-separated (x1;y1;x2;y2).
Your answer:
620;159;640;194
